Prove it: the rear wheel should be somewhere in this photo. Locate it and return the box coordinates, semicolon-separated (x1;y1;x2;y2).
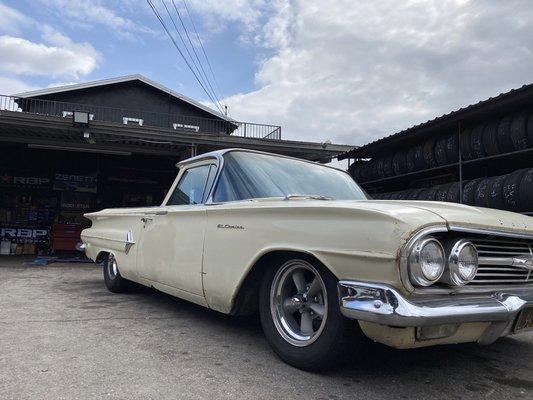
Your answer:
103;253;134;293
259;258;360;371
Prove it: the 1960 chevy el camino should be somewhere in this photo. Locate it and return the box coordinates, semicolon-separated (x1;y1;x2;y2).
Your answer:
80;149;533;370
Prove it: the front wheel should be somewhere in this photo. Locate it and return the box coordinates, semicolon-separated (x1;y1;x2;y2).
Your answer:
103;253;134;293
259;258;360;371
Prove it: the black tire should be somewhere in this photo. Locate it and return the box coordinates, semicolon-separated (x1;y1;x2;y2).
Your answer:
445;133;460;163
392;151;407;175
423;138;437;168
474;178;491;208
103;253;134;293
360;162;372;182
509;112;529;150
434;137;448;166
388;191;400;200
497;116;514;153
460;128;473;160
482;120;500;156
487;175;506;210
503;169;528;211
470;124;486;159
375;158;385;179
382;156;393;177
435;183;452;202
446;182;462;203
417;187;438;201
407;188;424;200
413;144;426;170
527;112;533;147
405;148;416;172
396;190;410;200
519;168;533;212
462;178;483;205
259;258;360;371
348;163;360;181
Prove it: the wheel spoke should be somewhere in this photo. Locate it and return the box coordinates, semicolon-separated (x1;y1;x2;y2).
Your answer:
282;298;300;315
309;303;325;317
306;277;321;297
292;270;307;293
300;310;314;335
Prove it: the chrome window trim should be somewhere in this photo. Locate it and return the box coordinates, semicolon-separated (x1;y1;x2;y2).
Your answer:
163;157;220;206
203;149;366;205
400;225;533;294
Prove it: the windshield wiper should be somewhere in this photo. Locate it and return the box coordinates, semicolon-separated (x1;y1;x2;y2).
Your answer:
284;194;336;201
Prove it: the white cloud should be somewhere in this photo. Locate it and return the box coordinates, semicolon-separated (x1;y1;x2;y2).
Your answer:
38;0;159;40
0;28;100;79
0;76;37;95
0;1;32;35
212;0;533;146
187;0;269;36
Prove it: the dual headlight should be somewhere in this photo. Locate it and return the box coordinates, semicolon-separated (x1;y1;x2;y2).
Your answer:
408;237;478;287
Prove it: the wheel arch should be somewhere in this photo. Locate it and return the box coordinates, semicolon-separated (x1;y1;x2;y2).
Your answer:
229;249;337;316
95;250;111;263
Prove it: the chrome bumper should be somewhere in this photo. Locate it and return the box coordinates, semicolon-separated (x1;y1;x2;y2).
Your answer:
338;280;533;329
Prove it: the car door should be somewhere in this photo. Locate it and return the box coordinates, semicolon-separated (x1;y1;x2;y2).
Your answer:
137;161;217;296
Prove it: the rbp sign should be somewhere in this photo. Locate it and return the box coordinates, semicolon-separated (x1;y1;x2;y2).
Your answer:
0;228;49;239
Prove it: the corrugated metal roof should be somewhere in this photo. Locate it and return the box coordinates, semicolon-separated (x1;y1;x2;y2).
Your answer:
338;82;533;160
15;74;235;123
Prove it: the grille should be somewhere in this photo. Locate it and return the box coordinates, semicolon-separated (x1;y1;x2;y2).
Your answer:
467;237;533;286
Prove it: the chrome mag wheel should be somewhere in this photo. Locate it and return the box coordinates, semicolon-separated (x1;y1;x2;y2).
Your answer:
270;260;328;347
107;254;118;280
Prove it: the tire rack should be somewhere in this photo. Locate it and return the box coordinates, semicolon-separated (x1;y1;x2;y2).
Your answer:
349;125;533;215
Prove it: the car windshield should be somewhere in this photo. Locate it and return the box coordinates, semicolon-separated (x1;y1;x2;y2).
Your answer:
212;151;367;202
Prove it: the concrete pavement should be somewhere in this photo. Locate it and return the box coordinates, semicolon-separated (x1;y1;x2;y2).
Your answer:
1;257;532;399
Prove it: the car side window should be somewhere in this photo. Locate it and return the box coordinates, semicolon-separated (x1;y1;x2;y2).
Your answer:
167;165;212;205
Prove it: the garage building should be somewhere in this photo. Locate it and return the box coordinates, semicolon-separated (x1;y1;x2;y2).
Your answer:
0;75;351;255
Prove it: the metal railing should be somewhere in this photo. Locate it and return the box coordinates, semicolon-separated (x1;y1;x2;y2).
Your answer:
0;95;281;140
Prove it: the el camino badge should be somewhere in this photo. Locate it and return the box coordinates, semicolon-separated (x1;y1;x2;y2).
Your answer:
217;224;244;230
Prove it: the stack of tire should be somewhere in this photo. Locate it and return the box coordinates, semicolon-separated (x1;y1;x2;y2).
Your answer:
372;168;533;212
351;110;533;183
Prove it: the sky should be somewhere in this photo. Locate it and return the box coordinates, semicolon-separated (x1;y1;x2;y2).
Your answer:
1;0;533;148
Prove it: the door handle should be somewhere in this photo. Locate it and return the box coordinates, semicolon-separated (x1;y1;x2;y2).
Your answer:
141;217;153;224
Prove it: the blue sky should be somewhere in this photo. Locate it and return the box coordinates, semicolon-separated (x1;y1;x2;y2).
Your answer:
1;1;533;146
0;0;267;102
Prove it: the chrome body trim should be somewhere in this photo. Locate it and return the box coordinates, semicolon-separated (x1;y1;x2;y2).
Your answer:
338;280;533;335
448;225;533;241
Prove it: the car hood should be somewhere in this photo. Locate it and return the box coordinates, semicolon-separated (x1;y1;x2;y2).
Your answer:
244;197;532;236
363;200;533;235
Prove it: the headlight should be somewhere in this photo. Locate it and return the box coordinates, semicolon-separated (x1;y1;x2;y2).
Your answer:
442;240;478;286
408;237;445;286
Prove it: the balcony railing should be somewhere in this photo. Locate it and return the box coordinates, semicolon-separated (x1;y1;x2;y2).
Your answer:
0;95;281;140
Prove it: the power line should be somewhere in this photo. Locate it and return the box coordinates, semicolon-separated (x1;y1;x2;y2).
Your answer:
157;0;223;113
161;0;222;112
181;0;224;103
170;0;222;111
146;0;224;114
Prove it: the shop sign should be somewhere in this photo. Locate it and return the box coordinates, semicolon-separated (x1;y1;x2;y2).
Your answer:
60;192;92;210
54;174;97;193
0;227;49;239
0;173;51;189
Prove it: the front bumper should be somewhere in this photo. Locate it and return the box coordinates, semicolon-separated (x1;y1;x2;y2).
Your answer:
338;281;533;342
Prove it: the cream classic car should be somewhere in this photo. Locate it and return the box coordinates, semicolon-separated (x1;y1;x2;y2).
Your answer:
79;149;533;370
